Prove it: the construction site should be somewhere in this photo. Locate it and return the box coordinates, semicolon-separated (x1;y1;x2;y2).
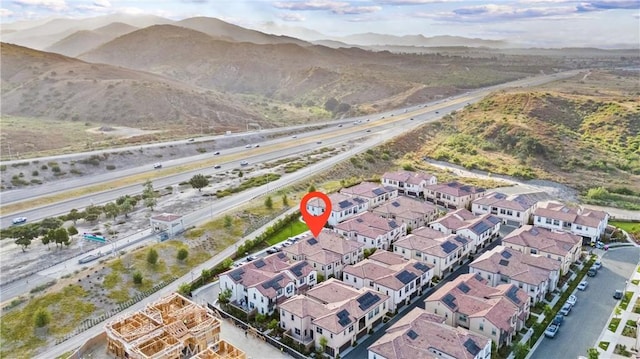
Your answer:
104;293;246;359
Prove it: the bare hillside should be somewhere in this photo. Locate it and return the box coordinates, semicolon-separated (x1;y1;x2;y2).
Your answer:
45;22;138;57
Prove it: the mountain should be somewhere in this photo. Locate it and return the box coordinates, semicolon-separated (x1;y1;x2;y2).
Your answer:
0;43;263;130
336;33;510;48
45;23;139;57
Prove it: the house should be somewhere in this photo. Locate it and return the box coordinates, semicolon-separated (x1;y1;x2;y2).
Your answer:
306;192;369;226
424;273;530;348
502;225;582;275
334;212;407;250
425;181;485;209
219;253;316;315
371;196;439;229
469;246;561;304
282;229;364;279
393;227;470;278
342;251;433;311
340;182;398;209
472;192;539;227
430;209;501;251
533;201;609;243
280;278;389;358
367;308;492;359
105;293;246;359
381;170;437;197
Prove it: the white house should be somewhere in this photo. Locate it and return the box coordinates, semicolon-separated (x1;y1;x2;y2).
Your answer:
430;208;478;235
334;212;407;250
425;181;486;210
340;182;398;209
368;308;492;359
533;201;609;243
472;192;539;227
371;196;439;230
306;192;369;226
381;170;437;197
342;251;433;311
456;214;502;252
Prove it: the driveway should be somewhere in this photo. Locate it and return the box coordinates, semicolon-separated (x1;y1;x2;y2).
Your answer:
530;246;640;359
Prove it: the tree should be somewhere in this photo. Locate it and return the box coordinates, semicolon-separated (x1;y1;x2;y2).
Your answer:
587;347;600;359
41;233;51;250
189;174;209;192
104;202;120;220
39;217;63;235
33;308;51;328
238;170;243;178
142;179;157;211
324;97;339;112
178;283;191;296
147;248;158;265
67;209;82;225
177;248;189;261
513;342;529;359
615;305;622;318
119;198;133;218
282;194;289;207
265;196;273;210
543;304;553;319
51;227;70;248
14;225;38;252
67;226;78;237
267;319;279;331
308;184;316;193
224;215;233;229
319;336;328;354
133;271;143;285
218;288;232;305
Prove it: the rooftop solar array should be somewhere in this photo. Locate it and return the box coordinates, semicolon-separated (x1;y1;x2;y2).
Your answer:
441;241;457;254
261;274;284;291
530;228;539;235
453;235;468;244
254;259;266;268
413;262;430;273
457;282;470;294
443;293;457;309
406;329;419;340
472;221;491;234
447;182;460;188
372;188;386;196
357;292;381;311
487;216;501;225
290;262;306;277
499;259;509;266
389;220;399;229
464;339;481;356
307;238;318;245
229;269;244;281
395;270;418;285
474;273;484;281
277;252;287;260
338;200;354;209
337;309;352;327
501;251;512;259
354;197;366;204
391;201;401;207
506;285;521;304
494;193;507;200
356;218;364;223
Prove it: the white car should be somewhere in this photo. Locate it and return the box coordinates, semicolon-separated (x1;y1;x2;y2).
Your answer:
153;163;162;169
12;217;27;225
245;144;252;148
566;294;577;306
577;280;588;291
559;303;572;316
240;160;249;166
593;260;602;270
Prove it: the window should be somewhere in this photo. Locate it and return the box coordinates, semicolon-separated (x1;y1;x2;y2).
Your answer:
291;314;294;320
530;249;538;254
349;325;354;332
553;219;560;226
330;333;333;339
491;328;496;336
545;218;552;224
537;217;541;223
459;314;467;322
576;225;582;230
295;328;301;335
479;323;484;331
353;277;357;283
316;327;323;334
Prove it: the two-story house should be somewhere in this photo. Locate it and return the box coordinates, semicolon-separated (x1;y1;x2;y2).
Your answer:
368;308;492;359
472;192;539;227
371;196;439;230
280;279;389;358
340;182;398;209
431;209;501;251
425;181;485;209
219;253;316;315
342;251;433;311
429;208;478;234
469;246;561;304
502;225;582;275
424;273;530;348
334;212;407;250
283;229;364;279
306;192;369;226
381;170;437;197
533;201;609;243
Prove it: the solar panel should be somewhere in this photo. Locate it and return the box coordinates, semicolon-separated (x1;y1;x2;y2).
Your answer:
506;285;521;304
262;274;284;291
494;193;506;200
354;197;366;204
337;309;352;327
229;269;244;281
501;251;512;259
357;292;380;311
457;282;470;293
254;259;266;268
391;201;401;207
356;218;364;223
561;207;570;213
499;259;509;266
389;220;399;229
290;262;306;277
530;228;539;235
447;182;459;187
443;293;456;309
413;262;430;272
406;329;419;340
453;235;468;244
395;270;418;285
277;252;287;259
474;273;483;282
472;221;491;234
372;188;386;196
464;339;481;356
441;241;457;254
487;216;501;225
307;238;318;245
460;185;471;192
338;200;353;209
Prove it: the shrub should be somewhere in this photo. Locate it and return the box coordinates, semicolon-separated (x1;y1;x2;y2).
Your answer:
133;271;143;285
147;248;159;265
177;248;189;261
106;165;116;170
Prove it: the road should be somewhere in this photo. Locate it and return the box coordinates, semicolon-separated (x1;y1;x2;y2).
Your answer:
530;246;640;359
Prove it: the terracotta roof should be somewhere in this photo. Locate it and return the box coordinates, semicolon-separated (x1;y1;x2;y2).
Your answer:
307;278;362;305
307;192;367;211
473;192;538;211
284;229;364;258
306;249;342;265
369;250;411;266
382;170;436;185
432;209;477;231
340;181;396;199
279;295;327;319
503;225;581;257
426;182;485;197
368;308;490;359
412;226;449;240
335;212;402;239
344;252;432;291
470;246;560;286
575;208;608;227
372;196;437;221
394;233;462;258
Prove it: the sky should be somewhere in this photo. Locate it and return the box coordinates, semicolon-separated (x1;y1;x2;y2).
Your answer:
1;0;639;47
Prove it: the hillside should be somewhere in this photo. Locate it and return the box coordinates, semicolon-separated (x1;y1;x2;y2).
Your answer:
413;70;640;204
0;43;265;154
45;22;138;57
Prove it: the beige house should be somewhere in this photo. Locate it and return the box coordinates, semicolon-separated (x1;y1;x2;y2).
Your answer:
340;182;398;209
425;181;486;209
381;170;437;197
371;196;439;229
502;225;582;275
368;308;492;359
424;273;530;348
306;192;369;226
472;192;539;227
334;212;407;250
280;279;389;358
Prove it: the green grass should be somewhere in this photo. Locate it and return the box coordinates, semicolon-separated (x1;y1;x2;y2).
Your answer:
266;220;309;245
620;291;634;310
611;221;640;237
609;318;622;332
632;279;639;285
599;341;610;351
102;272;121;290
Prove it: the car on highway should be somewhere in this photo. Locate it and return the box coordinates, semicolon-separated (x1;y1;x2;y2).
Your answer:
316;141;322;144
366;129;371;132
435;111;440;114
577;280;588;291
245;144;252;148
292;135;298;138
552;314;564;326
544;323;560;338
567;294;577;306
240;160;249;166
12;217;27;225
213;151;221;155
559;303;572;316
254;144;260;148
614;290;623;300
188;138;195;142
213;165;222;169
338;124;343;127
153;163;162;169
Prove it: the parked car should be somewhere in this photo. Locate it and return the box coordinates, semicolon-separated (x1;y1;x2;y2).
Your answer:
577;280;589;291
587;268;597;277
245;255;257;262
266;248;278;254
188;138;195;142
552;314;564;327
544;323;560;338
12;217;27;225
593;260;602;270
559;303;572;316
567;294;577;306
614;290;623;300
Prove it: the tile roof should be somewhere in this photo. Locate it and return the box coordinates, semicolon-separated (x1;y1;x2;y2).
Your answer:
344;252;431;291
372;196;437;221
340;181;396;199
307;192;367;211
279;295;327;319
459;214;501;236
368;308;490;359
284;229;364;258
335;212;401;239
503;225;581;257
432;208;478;231
473;192;538;211
382;170;436;185
470;246;560;286
533;201;608;228
394;233;462;258
426;182;485;197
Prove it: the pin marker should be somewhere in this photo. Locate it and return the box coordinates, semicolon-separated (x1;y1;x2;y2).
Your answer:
300;191;332;238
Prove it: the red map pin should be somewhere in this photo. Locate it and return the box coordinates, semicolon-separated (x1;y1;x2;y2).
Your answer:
300;191;332;238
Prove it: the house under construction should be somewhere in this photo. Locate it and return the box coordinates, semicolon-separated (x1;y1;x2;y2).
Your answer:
105;293;246;359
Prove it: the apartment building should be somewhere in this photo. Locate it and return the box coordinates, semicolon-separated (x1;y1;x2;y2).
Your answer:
340;182;398;209
306;192;369;226
472;192;538;227
430;209;501;251
334;212;407;250
425;181;486;209
371;196;439;229
381;170;437;197
533;201;609;243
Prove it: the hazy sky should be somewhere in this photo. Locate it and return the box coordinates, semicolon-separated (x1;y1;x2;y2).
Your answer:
2;0;639;47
